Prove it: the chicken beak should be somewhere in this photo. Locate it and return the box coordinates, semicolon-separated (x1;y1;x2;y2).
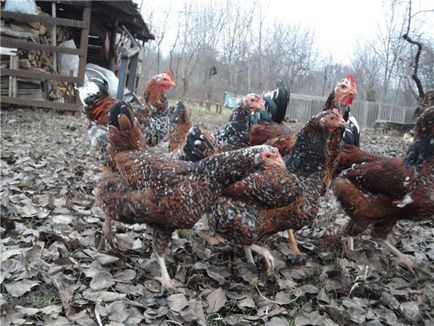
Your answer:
271;150;285;169
170;80;176;88
255;96;265;111
337;113;347;129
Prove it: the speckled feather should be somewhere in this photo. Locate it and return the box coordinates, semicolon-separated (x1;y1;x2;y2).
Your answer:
210;111;344;245
332;107;434;240
97;144;279;253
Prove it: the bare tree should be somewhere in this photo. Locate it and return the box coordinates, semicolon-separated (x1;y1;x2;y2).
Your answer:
401;0;434;101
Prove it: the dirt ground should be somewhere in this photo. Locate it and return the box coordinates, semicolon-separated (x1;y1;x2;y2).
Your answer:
1;107;433;326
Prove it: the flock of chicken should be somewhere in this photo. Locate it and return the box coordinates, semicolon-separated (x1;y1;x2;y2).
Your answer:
78;71;434;289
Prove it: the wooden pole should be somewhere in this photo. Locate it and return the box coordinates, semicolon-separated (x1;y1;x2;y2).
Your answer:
51;2;57;73
77;5;91;86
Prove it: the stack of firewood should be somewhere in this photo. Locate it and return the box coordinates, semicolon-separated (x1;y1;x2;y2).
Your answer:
0;5;72;100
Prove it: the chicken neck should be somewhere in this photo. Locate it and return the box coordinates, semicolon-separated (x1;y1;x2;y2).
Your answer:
284;120;329;178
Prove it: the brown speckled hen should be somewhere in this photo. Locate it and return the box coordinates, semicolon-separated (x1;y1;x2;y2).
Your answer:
96;105;285;288
332;107;434;271
182;93;266;162
209;110;346;273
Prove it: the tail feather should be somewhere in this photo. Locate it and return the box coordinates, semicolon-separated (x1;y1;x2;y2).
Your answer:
182;127;216;162
109;101;135;130
342;115;360;146
264;85;290;123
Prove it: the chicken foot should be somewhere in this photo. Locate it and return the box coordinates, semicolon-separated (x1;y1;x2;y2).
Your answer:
248;244;275;275
378;239;416;273
155;253;174;289
153;229;175;289
98;214;116;251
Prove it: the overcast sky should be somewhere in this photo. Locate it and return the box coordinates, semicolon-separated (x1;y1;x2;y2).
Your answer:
138;0;434;65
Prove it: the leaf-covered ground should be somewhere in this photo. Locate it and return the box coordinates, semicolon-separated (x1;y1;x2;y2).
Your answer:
1;108;433;326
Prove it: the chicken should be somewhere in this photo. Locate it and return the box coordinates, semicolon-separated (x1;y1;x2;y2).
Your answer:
96;104;285;288
272;75;357;254
78;71;177;165
182;93;266;162
209;109;346;273
323;72;359;146
332;107;434;270
135;71;177;146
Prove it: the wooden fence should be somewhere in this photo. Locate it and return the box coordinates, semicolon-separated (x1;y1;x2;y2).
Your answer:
182;93;415;128
288;93;415;128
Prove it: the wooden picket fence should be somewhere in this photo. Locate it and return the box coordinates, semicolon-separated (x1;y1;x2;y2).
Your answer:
288;93;415;128
181;93;416;128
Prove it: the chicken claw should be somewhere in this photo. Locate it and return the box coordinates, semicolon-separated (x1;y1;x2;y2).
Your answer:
378;239;416;274
249;244;275;275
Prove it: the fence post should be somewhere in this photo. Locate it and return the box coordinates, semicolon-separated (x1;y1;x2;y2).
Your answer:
363;101;369;127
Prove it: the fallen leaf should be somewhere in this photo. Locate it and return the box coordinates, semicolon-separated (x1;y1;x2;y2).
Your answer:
51;215;74;224
106;301;128;322
4;279;39;297
238;296;256;309
206;287;227;313
167;293;189;313
114;269;136;283
266;316;289;326
90;271;115;291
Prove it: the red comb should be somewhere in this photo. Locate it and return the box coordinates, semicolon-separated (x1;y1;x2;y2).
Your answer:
164;70;175;82
346;72;356;87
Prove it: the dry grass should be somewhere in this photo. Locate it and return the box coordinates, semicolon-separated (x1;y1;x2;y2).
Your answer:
169;99;232;131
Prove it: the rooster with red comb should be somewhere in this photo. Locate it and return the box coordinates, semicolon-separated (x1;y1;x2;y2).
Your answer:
78;70;178;168
323;72;359;146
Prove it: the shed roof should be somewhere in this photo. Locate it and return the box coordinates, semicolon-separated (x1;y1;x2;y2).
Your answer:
91;0;154;42
57;0;154;42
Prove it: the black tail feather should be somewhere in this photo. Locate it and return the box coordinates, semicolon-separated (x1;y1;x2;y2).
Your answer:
264;86;290;123
108;101;133;129
182;126;216;162
170;101;188;123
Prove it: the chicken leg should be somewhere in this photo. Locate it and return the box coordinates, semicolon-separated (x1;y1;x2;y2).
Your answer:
155;253;174;289
98;214;116;251
153;229;175;289
243;246;255;265
287;229;302;256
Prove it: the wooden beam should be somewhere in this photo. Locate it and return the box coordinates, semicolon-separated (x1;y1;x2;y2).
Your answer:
77;6;91;86
1;68;80;83
0;10;86;29
1;37;84;55
52;2;57;73
1;96;81;112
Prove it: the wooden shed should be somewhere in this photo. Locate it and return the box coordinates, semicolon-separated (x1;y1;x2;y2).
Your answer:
0;0;154;111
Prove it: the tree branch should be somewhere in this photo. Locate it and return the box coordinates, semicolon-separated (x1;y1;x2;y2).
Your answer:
402;0;425;101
